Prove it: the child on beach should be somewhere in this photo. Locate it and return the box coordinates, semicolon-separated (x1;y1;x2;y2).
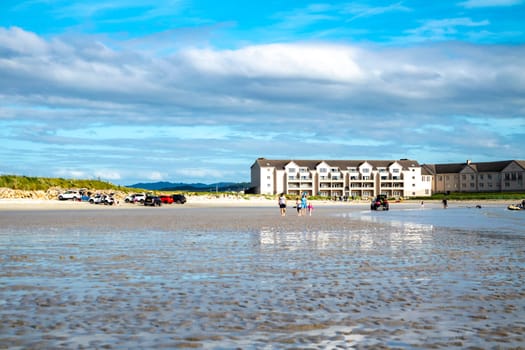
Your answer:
307;202;313;216
278;193;287;216
296;198;302;216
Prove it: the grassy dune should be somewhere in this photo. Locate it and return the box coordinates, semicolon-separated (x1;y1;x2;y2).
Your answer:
0;175;128;191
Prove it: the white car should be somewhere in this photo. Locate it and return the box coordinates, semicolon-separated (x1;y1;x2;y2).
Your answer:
89;194;115;205
124;193;146;203
58;190;81;201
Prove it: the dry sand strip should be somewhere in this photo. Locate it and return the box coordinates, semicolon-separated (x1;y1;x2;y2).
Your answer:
0;196;439;234
0;197;488;211
0;197;354;210
0;204;379;233
0;198;500;232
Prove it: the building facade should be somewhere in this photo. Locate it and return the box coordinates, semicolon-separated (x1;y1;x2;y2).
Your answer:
423;160;525;193
251;158;432;198
251;158;525;197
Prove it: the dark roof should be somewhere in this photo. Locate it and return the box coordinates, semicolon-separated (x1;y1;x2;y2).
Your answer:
253;158;420;170
421;164;435;175
422;160;525;174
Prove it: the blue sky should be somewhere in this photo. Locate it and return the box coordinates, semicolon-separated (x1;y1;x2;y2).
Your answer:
1;0;524;185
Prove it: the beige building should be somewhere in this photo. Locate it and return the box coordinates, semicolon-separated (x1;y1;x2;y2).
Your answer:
251;158;432;198
423;160;525;193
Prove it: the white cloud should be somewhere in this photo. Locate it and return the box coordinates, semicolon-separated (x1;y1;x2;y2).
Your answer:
49;0;185;21
0;26;48;55
94;170;122;181
175;168;233;180
55;169;87;179
145;171;166;181
404;17;490;42
181;43;364;82
459;0;523;8
343;2;411;22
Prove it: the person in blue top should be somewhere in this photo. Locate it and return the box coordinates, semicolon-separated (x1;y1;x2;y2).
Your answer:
301;193;308;216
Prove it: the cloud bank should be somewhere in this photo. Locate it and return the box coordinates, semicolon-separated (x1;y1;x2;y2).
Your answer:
0;25;524;184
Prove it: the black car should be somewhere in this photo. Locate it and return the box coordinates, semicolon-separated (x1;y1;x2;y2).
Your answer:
371;194;389;211
144;195;162;207
172;194;187;204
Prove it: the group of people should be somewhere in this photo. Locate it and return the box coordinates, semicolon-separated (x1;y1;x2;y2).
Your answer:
278;193;313;216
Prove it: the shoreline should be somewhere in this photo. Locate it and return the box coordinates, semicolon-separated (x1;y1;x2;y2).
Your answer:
0;197;511;211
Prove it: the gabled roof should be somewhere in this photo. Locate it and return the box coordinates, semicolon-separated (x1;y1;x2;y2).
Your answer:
433;163;467;174
422;160;524;174
475;160;516;172
253;158;420;170
421;164;435;176
515;161;525;170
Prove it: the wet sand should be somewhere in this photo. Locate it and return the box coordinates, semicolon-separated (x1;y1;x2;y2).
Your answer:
1;204;524;349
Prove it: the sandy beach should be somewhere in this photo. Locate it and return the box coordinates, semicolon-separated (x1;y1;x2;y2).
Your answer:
1;199;524;349
0;196;371;210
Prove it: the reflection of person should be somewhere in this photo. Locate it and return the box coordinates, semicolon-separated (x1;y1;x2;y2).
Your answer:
278;193;287;216
442;198;448;209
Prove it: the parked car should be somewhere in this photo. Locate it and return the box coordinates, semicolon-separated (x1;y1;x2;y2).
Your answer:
371;194;389;211
172;194;187;204
124;193;146;203
58;190;81;201
89;194;115;205
159;195;174;204
144;195;162;207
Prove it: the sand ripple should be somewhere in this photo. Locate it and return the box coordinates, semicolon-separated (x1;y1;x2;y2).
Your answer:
0;206;524;349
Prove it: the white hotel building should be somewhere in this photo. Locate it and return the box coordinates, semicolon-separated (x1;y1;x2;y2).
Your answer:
251;158;432;198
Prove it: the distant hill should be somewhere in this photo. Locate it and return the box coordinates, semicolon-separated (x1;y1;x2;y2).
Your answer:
0;175;253;193
128;181;251;192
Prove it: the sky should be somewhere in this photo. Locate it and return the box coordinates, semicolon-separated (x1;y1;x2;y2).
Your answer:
0;0;524;186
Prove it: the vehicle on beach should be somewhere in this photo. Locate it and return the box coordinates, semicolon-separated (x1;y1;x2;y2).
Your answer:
507;199;525;210
58;190;81;201
124;193;146;203
144;195;162;207
89;194;115;205
371;194;389;211
172;194;187;204
159;195;174;204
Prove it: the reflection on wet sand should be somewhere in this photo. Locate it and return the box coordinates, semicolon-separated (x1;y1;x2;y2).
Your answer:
0;206;524;349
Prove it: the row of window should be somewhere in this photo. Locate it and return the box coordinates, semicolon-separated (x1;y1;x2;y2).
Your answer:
270;175;420;182
287;167;402;174
438;173;524;181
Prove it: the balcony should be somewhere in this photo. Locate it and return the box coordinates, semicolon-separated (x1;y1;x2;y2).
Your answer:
350;175;375;181
381;182;404;189
380;176;403;181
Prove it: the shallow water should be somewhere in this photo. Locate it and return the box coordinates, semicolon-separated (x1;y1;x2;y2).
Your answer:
348;204;525;235
1;207;524;349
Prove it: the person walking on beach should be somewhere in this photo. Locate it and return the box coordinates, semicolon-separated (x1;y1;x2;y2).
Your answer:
301;193;308;216
278;193;287;216
296;198;302;216
307;201;314;216
442;198;448;209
